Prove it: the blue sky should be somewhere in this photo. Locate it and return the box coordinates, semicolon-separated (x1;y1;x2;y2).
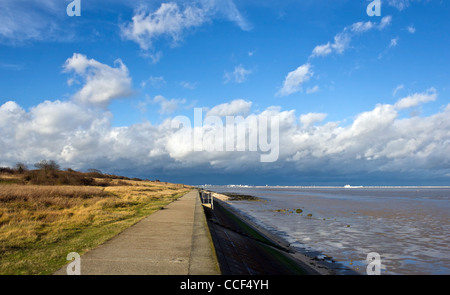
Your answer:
1;0;450;185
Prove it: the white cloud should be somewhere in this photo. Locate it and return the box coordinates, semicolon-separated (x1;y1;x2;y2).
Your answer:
390;37;399;48
277;64;313;96
407;25;416;34
142;51;164;64
392;84;405;97
1;88;449;179
121;0;250;51
121;2;209;50
180;81;198;90
207;0;252;31
28;100;96;135
379;16;393;30
142;76;166;88
1;54;449;181
0;0;68;44
151;95;187;114
206;99;252;117
350;21;375;33
63;53;134;108
310;16;392;58
331;33;352;54
387;0;417;11
394;88;437;110
306;85;320;94
224;64;252;84
311;43;332;57
300;113;327;127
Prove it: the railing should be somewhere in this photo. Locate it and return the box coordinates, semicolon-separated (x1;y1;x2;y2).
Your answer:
199;190;214;210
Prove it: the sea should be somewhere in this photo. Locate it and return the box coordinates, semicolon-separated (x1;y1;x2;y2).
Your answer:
203;185;450;275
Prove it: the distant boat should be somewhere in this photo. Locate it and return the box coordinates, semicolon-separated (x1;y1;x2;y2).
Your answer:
344;184;363;188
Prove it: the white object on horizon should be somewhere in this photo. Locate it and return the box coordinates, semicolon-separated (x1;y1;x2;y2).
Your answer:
344;184;364;188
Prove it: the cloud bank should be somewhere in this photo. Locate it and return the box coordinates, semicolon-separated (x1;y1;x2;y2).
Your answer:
1;55;449;184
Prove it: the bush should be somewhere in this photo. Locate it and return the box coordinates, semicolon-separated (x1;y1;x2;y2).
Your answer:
14;163;28;174
34;160;60;172
0;167;14;174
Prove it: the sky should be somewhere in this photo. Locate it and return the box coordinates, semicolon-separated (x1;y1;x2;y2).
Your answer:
1;0;450;185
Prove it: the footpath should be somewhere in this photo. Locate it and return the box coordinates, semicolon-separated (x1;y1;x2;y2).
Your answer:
54;190;220;275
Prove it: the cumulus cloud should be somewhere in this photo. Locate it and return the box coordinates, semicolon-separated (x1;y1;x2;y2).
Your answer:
299;113;327;127
0;55;448;181
151;95;187;114
394;88;437;109
1;88;450;181
206;99;252;117
277;64;313;96
63;53;134;108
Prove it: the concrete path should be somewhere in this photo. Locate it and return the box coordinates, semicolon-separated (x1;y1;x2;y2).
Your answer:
54;190;220;275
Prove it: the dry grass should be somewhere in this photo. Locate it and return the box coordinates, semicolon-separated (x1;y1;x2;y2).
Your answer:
0;179;191;275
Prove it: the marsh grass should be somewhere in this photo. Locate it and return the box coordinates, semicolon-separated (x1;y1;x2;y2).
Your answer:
0;180;191;274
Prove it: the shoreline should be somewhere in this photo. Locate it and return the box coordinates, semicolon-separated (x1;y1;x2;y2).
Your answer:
205;191;358;275
207;187;450;275
201;185;450;189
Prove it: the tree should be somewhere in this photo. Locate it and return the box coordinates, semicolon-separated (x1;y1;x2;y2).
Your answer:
87;168;102;174
34;160;60;172
14;162;28;174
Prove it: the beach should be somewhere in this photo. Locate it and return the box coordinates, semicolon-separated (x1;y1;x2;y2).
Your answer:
203;191;358;275
205;186;450;275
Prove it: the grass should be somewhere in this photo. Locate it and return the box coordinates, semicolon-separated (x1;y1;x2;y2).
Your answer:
0;177;191;275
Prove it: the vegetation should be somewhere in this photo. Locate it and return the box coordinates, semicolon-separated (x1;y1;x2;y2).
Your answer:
271;208;305;215
221;193;261;202
0;160;191;275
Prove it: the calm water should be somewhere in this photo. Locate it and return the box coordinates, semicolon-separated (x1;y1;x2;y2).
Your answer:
206;186;450;275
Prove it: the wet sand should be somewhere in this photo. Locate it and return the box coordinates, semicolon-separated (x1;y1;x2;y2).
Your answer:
205;192;358;275
207;187;450;275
